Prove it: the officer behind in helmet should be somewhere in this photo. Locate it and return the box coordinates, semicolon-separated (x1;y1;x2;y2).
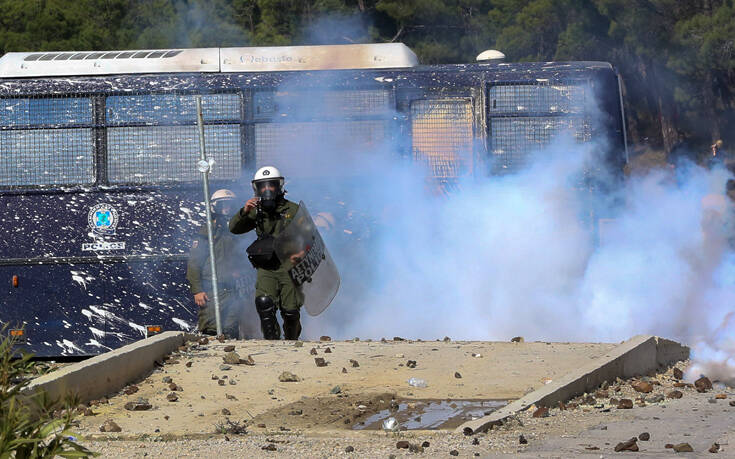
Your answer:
187;189;259;338
229;166;304;340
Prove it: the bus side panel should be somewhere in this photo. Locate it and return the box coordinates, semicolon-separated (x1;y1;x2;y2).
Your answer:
102;259;195;348
0;263;107;356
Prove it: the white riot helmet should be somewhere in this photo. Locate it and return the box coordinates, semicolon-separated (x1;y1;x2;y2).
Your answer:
251;166;285;192
210;189;236;216
252;166;285;213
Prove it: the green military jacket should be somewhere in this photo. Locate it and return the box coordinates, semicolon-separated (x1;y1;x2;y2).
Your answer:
228;198;299;268
186;217;239;294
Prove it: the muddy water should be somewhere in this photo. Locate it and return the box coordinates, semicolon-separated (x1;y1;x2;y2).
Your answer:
353;399;508;430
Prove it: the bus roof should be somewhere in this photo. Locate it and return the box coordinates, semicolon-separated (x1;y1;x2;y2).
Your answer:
0;43;419;78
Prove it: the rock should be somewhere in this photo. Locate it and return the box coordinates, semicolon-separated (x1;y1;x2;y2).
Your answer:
595;390;609;398
162;376;173;384
229;379;236;385
519;434;528;444
673;382;687;388
220;364;231;371
124;399;152;411
557;401;566;410
185;361;192;368
583;395;596;405
715;393;727;399
123;385;139;395
289;409;303;415
218;379;226;386
279;371;300;382
729;401;735;407
511;336;524;343
330;386;341;394
709;443;720;453
261;444;277;451
221;408;231;415
471;438;480;445
216;334;226;343
532;406;549;418
631;381;653;393
314;357;327;367
310;348;318;355
673;367;684;380
350;359;360;368
405;360;417;368
166;392;178;402
345;445;354;453
649;394;665;403
695;376;713;393
454;372;462;379
667;390;683;399
225;393;237;400
241;355;255;366
449;450;459;456
198;337;209;345
673;443;694;452
293;341;304;347
422;441;430;448
100;420;122;432
638;432;650;441
320;336;331;342
164;415;169;420
324;347;332;353
211;374;219;380
614;438;639;452
396;441;410;449
617;399;633;409
342;367;348;373
223;352;241;365
223;345;235;352
409;444;424;453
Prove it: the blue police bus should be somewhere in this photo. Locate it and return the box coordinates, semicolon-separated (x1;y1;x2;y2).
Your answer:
0;44;627;356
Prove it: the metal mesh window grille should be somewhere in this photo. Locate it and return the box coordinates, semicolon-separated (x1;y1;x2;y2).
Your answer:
105;93;242;184
0;96;94;186
108;125;240;184
0;129;94;186
489;117;590;172
106;93;240;125
487;83;590;173
254;120;388;177
254;89;393;119
410;99;474;179
488;84;585;114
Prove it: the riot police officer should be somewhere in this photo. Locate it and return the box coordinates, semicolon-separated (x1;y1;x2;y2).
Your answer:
229;166;304;340
187;189;256;338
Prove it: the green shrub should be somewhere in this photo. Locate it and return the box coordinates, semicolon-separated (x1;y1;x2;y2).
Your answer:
0;328;97;458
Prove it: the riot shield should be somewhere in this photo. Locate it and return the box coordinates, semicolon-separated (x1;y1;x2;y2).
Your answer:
274;202;340;316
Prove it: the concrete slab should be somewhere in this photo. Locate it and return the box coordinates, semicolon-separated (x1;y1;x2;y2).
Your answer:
24;331;188;405
73;339;617;436
456;335;689;435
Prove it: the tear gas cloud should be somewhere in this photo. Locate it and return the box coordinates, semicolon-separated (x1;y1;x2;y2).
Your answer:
259;76;735;386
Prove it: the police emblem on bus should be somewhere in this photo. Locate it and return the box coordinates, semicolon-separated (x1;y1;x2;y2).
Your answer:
88;204;119;235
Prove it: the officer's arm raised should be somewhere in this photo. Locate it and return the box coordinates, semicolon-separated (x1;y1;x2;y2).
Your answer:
229;201;257;234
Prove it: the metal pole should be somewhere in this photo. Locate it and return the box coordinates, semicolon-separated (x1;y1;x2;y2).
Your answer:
195;96;222;336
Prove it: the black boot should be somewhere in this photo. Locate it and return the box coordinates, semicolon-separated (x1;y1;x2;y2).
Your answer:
255;296;280;340
281;308;302;340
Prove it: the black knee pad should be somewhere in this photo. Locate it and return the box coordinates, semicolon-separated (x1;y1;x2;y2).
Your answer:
255;296;276;316
281;308;300;322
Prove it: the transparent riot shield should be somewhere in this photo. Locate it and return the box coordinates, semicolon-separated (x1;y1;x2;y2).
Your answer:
274;202;340;316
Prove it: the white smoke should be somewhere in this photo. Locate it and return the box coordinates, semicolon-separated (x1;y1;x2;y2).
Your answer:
284;119;734;384
246;59;735;385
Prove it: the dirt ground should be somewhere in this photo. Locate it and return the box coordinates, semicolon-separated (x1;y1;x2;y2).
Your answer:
67;338;735;457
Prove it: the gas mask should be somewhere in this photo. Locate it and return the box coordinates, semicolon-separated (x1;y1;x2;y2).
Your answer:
255;180;281;213
212;199;235;218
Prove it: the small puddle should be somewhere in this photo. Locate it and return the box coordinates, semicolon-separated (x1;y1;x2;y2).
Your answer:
353;399;508;430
